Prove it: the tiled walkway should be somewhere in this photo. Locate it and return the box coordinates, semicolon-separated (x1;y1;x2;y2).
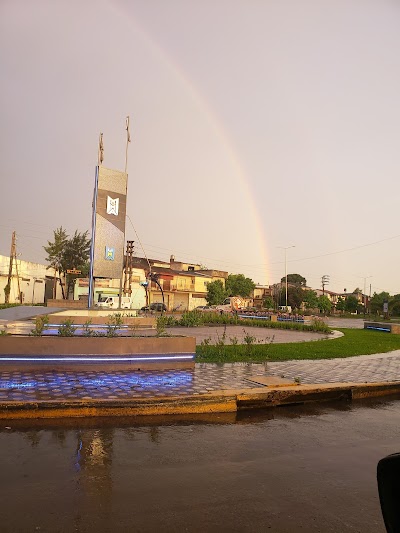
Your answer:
0;352;400;403
266;351;400;384
0;365;263;402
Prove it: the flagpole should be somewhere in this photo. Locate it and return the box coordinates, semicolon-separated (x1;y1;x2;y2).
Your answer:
125;116;130;176
119;117;131;308
88;167;99;309
88;133;103;309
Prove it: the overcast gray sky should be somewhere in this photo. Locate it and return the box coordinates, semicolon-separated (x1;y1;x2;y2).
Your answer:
1;0;399;294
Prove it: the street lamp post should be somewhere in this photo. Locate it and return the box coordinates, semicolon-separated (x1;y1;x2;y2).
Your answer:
278;245;295;310
363;276;372;316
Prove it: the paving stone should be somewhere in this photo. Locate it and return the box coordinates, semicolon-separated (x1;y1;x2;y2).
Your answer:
0;352;399;403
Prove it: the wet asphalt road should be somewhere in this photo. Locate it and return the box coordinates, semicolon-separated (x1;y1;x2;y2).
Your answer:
1;397;399;532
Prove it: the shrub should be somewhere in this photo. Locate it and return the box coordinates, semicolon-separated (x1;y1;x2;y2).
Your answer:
106;313;123;337
156;315;169;336
31;315;49;336
179;310;204;327
243;329;256;356
308;318;332;334
58;319;77;337
82;319;95;337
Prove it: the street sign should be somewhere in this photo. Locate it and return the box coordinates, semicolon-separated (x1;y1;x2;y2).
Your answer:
67;269;82;274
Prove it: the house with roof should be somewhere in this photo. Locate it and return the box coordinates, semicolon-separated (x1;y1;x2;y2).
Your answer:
132;255;228;311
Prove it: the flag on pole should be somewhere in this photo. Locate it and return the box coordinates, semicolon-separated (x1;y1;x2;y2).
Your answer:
126;116;131;143
98;132;104;164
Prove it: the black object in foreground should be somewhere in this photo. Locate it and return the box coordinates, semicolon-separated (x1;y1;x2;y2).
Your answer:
378;453;400;532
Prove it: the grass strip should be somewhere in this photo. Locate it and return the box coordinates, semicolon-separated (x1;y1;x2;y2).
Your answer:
195;328;400;363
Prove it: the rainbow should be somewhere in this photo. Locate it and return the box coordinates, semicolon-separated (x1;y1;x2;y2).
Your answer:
106;1;271;284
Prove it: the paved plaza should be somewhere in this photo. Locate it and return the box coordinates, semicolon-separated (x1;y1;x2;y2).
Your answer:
0;351;400;403
0;308;399;405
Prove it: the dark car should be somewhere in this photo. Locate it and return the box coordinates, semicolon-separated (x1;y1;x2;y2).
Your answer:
141;302;167;312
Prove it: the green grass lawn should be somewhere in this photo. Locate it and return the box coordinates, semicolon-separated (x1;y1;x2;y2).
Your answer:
195;328;400;363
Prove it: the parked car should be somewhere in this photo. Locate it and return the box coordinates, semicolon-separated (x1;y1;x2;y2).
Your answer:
96;296;132;309
195;305;216;312
141;302;167;312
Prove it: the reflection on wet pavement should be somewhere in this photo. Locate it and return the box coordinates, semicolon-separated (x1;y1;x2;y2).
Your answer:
1;397;398;532
0;364;265;402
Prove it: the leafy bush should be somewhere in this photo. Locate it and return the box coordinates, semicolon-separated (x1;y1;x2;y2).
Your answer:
179;310;205;327
162;315;179;327
82;319;95;337
106;313;123;337
31;315;49;336
58;319;77;337
156;315;169;336
309;317;331;333
0;303;19;310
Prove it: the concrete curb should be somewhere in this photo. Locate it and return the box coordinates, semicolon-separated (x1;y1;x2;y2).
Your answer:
0;381;399;420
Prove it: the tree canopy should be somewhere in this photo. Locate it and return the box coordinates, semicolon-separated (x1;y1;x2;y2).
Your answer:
225;274;255;298
287;286;305;310
369;292;391;314
205;280;227;305
303;290;319;309
44;227;91;299
263;296;274;309
43;227;68;275
345;294;359;313
280;273;307;286
336;296;346;312
318;295;332;314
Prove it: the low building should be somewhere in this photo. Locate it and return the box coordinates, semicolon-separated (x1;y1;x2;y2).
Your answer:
0;254;63;304
252;285;273;308
131;256;228;311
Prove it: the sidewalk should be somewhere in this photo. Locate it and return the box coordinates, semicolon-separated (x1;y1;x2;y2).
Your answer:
0;351;400;419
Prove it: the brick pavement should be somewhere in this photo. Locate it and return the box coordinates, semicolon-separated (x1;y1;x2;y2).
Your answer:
265;351;400;384
0;352;399;404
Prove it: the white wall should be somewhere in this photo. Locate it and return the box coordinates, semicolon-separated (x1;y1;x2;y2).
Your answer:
0;255;62;304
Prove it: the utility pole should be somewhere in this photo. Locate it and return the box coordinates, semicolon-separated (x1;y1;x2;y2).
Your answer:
5;231;16;304
14;251;21;303
123;240;135;296
363;276;372;316
321;275;330;296
278;245;295;310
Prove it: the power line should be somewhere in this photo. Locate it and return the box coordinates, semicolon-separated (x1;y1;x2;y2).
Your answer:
287;234;400;264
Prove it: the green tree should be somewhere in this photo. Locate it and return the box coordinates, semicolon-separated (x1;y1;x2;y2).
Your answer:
318;295;332;314
44;228;90;299
263;296;274;309
390;294;400;316
44;227;68;299
287;286;305;311
280;273;307;286
336;296;346;313
206;280;227;305
303;290;319;310
345;294;359;313
225;274;255;298
63;230;91;297
369;292;391;314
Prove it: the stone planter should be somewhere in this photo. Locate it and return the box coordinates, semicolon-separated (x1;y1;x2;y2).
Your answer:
47;314;156;328
0;336;195;371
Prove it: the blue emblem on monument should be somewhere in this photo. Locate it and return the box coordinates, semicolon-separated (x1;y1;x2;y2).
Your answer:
105;247;115;261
